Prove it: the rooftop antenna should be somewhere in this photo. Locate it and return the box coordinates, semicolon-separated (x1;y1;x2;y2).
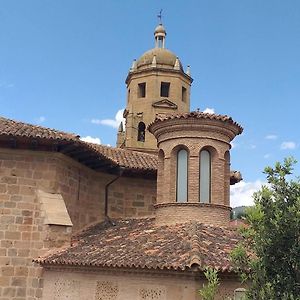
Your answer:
157;9;163;24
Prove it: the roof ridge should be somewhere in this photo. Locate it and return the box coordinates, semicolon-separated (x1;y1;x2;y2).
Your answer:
0;115;79;138
188;222;202;268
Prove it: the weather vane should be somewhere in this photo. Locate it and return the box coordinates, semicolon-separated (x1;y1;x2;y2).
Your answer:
157;9;163;24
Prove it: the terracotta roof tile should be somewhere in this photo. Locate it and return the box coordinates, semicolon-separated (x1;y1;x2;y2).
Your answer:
0;116;241;180
0;116;156;172
36;218;242;272
84;143;158;171
0;117;79;141
149;111;243;134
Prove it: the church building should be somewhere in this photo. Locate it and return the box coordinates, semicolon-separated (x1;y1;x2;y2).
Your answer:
0;22;246;300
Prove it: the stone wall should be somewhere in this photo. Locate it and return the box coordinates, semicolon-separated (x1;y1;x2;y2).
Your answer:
125;68;192;151
0;148;156;299
42;268;245;300
109;176;156;219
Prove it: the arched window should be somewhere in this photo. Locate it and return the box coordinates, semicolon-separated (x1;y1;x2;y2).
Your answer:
137;122;146;142
199;150;211;203
176;149;188;202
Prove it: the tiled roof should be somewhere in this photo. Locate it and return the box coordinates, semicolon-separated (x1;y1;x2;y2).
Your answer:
0;116;156;173
36;218;242;272
0;117;79;141
0;116;242;180
84;143;157;171
149;111;243;134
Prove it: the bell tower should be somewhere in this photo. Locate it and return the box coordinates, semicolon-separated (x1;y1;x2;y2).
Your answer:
117;23;193;153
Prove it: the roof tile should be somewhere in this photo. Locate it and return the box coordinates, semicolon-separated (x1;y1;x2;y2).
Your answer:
0;117;79;141
36;218;242;272
149;111;243;134
0;116;241;180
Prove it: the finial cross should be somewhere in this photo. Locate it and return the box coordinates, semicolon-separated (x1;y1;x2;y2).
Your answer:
157;9;163;24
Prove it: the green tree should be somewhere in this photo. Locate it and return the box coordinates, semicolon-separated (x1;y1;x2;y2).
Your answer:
231;157;300;300
198;267;220;300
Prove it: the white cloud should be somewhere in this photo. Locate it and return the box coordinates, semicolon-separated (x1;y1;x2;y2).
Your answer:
36;116;46;123
91;109;125;129
203;108;215;114
230;142;236;149
265;134;278;140
264;153;271;159
250;144;256;149
230;180;264;207
80;136;101;145
280;141;296;150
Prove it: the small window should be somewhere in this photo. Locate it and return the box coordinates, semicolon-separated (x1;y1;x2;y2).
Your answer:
199;150;211;203
160;82;170;97
138;83;146;98
176;149;188;202
127;89;130;103
182;86;187;102
137;122;146;142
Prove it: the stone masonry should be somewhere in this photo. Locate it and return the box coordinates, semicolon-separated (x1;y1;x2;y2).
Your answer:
0;148;156;299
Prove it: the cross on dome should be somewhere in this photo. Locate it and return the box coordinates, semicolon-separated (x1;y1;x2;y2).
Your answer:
154;11;166;48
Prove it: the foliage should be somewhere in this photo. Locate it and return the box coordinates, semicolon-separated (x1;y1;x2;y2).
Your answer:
198;267;220;300
231;206;247;220
231;157;300;300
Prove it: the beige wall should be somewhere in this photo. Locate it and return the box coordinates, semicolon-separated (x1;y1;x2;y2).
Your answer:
124;69;192;151
42;268;244;300
0;148;156;299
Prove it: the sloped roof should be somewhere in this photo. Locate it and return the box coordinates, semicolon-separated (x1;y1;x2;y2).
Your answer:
83;143;157;171
0;116;157;174
0;116;79;141
0;116;241;182
36;218;242;272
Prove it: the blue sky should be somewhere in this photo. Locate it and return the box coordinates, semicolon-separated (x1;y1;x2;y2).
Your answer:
1;0;300;206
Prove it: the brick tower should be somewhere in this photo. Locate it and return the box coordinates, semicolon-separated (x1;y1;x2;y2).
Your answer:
117;23;193;153
148;112;243;226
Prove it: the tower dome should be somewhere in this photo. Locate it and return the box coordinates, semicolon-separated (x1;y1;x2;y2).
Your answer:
136;48;182;70
135;23;183;71
120;22;193;153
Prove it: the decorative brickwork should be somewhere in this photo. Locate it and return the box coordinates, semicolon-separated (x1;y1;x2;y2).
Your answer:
149;112;242;226
95;281;118;300
53;278;81;299
139;286;166;299
42;269;246;300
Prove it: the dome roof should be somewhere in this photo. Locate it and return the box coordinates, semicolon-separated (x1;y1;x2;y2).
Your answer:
136;48;182;70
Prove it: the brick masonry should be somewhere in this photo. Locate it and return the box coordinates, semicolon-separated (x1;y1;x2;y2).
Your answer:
0;148;156;299
149;116;241;227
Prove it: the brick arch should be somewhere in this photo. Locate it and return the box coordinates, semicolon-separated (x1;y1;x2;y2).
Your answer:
170;145;189;203
199;144;220;159
198;145;224;205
